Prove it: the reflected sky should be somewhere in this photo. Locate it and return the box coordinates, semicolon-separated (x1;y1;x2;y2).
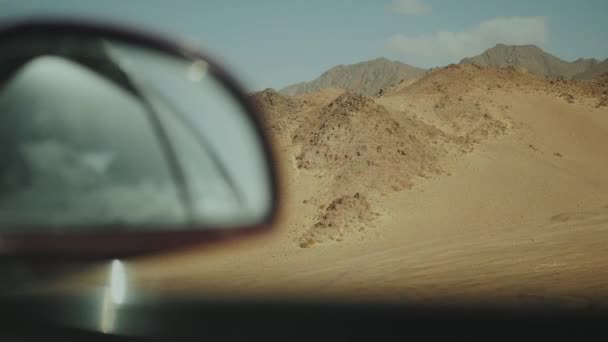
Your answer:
0;36;273;232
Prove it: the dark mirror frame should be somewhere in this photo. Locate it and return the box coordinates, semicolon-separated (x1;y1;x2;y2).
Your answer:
0;19;280;260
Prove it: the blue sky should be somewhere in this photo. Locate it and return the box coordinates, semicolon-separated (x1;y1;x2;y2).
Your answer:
3;0;608;90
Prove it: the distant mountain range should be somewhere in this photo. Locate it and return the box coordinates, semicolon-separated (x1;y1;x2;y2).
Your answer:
280;57;425;96
279;45;607;96
572;59;608;80
459;44;604;80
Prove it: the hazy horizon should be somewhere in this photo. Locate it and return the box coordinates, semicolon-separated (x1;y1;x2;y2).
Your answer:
3;0;608;90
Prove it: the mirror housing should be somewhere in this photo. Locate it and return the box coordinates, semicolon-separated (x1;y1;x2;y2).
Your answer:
0;19;279;259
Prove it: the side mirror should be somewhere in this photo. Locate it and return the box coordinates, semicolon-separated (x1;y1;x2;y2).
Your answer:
0;20;279;259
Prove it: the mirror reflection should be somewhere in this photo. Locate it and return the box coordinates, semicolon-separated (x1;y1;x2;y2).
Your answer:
0;34;273;232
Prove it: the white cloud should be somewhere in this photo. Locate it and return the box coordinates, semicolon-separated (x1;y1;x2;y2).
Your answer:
387;16;549;64
388;0;432;16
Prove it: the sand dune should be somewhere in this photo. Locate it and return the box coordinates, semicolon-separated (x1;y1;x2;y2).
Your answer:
51;65;608;307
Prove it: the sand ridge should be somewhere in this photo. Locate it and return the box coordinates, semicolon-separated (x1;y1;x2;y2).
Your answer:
254;65;533;247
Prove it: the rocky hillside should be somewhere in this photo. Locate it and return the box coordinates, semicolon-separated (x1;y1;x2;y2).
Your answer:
255;62;608;248
460;44;599;79
280;57;426;96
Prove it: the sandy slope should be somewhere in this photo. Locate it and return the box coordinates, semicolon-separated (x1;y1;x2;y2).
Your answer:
52;66;608;307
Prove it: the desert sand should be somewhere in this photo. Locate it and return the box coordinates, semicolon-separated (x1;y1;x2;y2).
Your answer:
55;65;608;308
